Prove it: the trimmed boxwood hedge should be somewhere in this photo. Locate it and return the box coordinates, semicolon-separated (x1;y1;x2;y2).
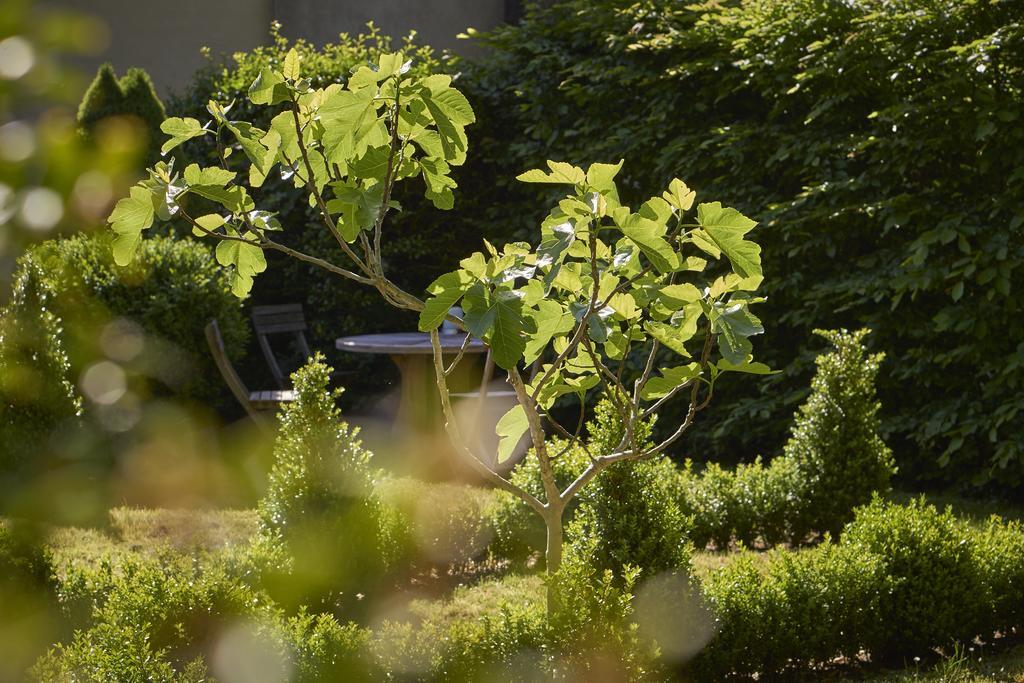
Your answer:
0;232;248;481
696;497;1024;679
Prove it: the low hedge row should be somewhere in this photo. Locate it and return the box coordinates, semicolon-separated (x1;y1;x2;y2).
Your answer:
32;547;374;683
697;497;1024;678
28;495;1024;681
681;329;894;548
490;329;894;559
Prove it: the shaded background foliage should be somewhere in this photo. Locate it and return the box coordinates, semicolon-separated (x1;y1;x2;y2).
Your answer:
165;1;1024;492
452;0;1024;492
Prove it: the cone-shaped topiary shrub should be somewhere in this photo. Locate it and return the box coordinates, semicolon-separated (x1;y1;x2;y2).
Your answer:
77;64;166;164
258;355;390;612
786;329;895;539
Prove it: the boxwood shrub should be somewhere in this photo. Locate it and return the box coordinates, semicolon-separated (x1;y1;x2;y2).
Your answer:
77;63;166;165
696;497;1024;678
257;355;391;612
843;497;987;660
33;550;375;682
0;259;82;479
5;233;248;410
677;329;893;549
488;395;689;575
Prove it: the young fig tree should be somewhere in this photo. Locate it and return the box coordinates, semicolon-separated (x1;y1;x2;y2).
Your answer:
106;49;771;614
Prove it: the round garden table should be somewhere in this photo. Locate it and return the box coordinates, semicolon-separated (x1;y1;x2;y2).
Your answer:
335;332;487;429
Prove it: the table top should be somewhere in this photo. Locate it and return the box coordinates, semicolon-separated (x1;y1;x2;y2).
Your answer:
335;331;487;355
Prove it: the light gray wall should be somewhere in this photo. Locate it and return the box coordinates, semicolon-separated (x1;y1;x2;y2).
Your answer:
51;0;508;96
54;0;273;95
273;0;505;55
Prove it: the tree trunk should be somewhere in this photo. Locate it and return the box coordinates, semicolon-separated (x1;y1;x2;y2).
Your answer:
544;508;564;617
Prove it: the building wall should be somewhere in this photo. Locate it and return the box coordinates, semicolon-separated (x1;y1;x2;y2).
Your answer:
52;0;509;96
272;0;507;56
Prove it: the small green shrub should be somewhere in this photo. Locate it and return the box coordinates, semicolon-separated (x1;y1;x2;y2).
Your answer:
548;531;658;681
35;548;374;682
393;552;654;681
698;542;888;678
78;63;166;163
975;516;1024;631
38;552;266;682
843;497;986;659
429;600;548;681
376;477;494;566
273;610;376;682
571;457;692;577
258;354;388;611
786;329;895;538
487;438;589;561
676;329;891;548
0;523;52;589
681;461;738;550
0;260;82;478
567;395;689;576
488;394;686;575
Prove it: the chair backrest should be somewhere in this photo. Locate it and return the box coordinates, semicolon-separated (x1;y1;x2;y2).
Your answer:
250;303;313;388
205;319;261;422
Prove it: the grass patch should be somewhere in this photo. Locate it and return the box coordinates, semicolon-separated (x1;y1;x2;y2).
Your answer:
47;507;258;575
108;506;257;551
863;644;1024;682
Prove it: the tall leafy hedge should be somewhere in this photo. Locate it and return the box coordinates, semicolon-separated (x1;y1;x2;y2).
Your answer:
454;0;1024;491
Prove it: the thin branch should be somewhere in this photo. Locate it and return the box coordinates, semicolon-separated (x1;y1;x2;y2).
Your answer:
373;74;403;265
546;398;594;463
428;330;545;514
179;208;375;286
633;339;661;404
646;328;716;457
444;332;474;376
289;99;374;277
508;366;559;508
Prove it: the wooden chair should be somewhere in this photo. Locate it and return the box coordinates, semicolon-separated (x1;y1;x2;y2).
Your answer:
250;303;314;389
205;319;293;429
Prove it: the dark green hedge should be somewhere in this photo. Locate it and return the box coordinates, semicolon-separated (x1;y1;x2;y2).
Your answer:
3;233;248;413
167;3;1024;490
453;0;1024;491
